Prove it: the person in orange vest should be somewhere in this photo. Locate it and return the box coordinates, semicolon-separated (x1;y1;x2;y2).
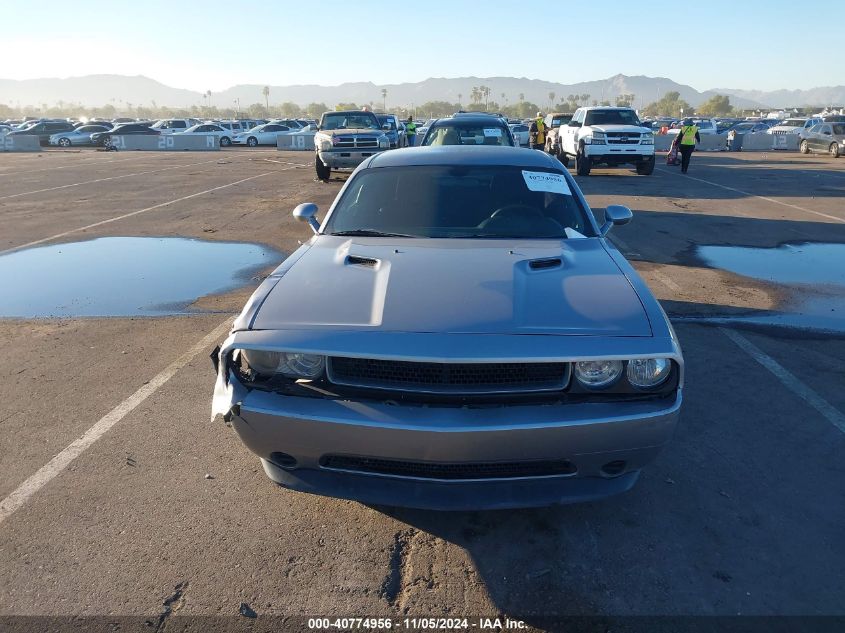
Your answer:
677;118;701;174
529;111;548;151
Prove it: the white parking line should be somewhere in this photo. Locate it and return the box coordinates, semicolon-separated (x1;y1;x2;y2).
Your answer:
0;158;222;200
721;328;845;434
655;167;844;223
0;319;233;527
0;170;280;255
0;154;152;177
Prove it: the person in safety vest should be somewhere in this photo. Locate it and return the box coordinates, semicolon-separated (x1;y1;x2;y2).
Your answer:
405;116;417;147
676;118;701;173
529;111;547;151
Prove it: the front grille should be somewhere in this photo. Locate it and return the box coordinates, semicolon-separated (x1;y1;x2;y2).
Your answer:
320;455;577;480
607;132;641;145
333;135;379;148
327;357;569;394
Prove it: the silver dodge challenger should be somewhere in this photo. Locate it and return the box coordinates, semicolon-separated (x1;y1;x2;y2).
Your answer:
212;146;683;510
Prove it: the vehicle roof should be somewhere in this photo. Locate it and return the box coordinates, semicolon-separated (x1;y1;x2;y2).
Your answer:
431;115;509;126
323;110;376;116
579;106;636;110
365;146;562;169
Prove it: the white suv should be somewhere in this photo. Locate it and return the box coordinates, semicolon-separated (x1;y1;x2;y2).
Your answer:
767;118;822;139
150;118;201;134
559;107;655;176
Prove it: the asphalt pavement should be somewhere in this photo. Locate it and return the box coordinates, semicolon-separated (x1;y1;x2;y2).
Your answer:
0;147;843;631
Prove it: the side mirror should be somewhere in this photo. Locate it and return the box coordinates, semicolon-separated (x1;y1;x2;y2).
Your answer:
293;202;320;234
600;204;632;236
382;124;390;131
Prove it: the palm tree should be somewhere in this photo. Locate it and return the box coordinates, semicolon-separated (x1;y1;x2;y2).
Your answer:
519;93;524;102
471;86;480;105
457;93;462;107
480;85;491;111
381;88;387;112
548;92;555;110
206;90;212;108
581;93;590;106
262;86;269;109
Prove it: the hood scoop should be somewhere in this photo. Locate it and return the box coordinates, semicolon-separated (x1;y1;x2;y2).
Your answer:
345;255;379;268
528;257;562;270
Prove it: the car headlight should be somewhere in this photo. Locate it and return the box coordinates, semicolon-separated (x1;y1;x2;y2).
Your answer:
573;360;623;389
378;136;390;149
586;132;606;145
318;138;333;151
241;349;326;379
640;134;654;145
626;358;671;388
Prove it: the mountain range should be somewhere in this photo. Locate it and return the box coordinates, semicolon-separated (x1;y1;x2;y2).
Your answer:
1;74;844;111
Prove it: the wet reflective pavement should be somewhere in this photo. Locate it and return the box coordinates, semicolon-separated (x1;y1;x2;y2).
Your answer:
1;237;281;317
696;242;845;333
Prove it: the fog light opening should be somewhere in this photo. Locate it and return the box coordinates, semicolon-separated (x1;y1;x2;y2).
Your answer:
601;460;627;477
270;452;298;469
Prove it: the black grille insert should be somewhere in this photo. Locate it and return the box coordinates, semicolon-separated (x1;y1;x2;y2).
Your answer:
320;455;577;480
328;357;569;394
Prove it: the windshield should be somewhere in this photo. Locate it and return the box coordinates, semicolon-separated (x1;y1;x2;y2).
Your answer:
324;165;590;239
584;110;641;126
422;123;513;146
376;115;397;130
321;113;380;130
780;120;805;127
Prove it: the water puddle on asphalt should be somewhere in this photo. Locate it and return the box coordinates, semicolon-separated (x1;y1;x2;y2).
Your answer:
1;237;281;318
696;242;845;333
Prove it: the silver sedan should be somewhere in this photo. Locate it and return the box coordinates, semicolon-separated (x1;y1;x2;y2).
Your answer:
48;124;112;147
212;146;683;510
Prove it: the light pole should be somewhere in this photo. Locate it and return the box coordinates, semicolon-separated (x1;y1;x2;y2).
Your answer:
234;98;240;117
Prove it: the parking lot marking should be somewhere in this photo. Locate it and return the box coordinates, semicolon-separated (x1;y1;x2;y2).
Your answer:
0;158;222;200
721;328;845;434
652;270;683;293
655;167;844;224
0;170;280;255
0;318;233;527
0;154;152;177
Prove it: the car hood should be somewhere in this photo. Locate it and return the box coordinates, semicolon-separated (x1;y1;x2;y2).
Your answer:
318;128;383;136
590;124;649;134
252;237;651;336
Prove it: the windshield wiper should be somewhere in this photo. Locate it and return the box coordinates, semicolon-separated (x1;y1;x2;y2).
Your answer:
330;230;418;238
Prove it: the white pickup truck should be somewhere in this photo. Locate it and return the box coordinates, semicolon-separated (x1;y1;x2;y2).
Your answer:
559;106;655;176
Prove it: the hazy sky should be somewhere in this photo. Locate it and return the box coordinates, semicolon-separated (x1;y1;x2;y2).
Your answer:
3;0;841;92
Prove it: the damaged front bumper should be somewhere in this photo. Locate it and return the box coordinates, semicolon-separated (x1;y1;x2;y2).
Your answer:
211;333;682;510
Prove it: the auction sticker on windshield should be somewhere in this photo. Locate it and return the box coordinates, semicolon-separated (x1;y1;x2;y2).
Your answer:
483;128;503;137
522;170;571;195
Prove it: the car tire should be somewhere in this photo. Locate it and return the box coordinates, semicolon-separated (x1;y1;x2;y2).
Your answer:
800;140;810;154
58;137;71;147
102;137;112;148
575;149;591;176
830;143;840;158
220;136;232;147
247;136;258;147
636;156;655;175
315;155;331;181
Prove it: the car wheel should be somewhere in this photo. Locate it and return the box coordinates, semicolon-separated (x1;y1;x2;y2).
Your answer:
102;137;112;148
575;148;591;176
830;143;840;158
315;155;331;181
58;137;71;147
636;156;655;175
220;136;232;147
800;140;809;154
247;136;258;147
